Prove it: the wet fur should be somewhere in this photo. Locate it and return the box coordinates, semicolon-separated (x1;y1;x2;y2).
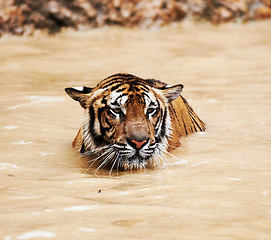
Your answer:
66;73;205;171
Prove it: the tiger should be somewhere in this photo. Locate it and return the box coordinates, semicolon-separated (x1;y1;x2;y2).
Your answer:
65;73;205;171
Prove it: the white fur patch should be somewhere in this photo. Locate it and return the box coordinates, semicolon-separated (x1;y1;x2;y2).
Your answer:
119;95;128;114
109;91;128;114
90;88;106;99
94;115;101;135
73;86;84;91
83;111;93;150
110;91;121;103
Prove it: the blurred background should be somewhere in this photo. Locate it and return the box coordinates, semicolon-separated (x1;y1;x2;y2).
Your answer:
1;0;271;36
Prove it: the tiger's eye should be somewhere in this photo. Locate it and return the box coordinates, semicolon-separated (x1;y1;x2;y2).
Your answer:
147;107;157;115
110;107;122;115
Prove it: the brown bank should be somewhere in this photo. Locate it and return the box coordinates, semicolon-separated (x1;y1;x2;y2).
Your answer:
1;0;271;36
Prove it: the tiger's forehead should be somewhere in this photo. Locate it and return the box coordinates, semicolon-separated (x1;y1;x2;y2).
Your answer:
107;83;157;106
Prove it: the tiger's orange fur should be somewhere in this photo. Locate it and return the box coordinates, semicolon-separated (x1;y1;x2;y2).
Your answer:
65;73;205;170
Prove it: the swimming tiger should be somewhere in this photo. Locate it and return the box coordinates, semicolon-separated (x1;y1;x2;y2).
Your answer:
65;73;205;171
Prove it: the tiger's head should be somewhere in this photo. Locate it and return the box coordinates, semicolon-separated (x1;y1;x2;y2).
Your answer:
65;74;183;170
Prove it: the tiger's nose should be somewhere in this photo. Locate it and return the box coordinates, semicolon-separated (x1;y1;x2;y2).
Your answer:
127;138;148;149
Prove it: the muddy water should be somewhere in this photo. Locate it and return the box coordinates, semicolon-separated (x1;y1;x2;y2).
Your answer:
0;20;271;239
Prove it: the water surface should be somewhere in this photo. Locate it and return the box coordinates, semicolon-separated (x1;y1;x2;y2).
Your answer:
0;21;271;239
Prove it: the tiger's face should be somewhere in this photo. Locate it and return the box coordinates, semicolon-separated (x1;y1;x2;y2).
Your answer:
66;74;183;170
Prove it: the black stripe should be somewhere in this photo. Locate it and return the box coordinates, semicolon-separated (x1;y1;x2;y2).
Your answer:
189;112;201;132
80;143;85;153
115;143;127;147
101;79;122;89
113;93;129;104
105;73;136;79
89;106;104;145
98;107;106;135
101;96;107;105
155;108;166;138
134;86;141;91
181;114;188;135
101;76;150;90
142;92;151;100
110;83;123;92
160;109;167;138
169;102;187;135
109;133;116;140
154;110;162;129
153;101;162;133
101;74;139;88
191;119;197;132
116;87;127;92
89;106;95;134
137;84;149;91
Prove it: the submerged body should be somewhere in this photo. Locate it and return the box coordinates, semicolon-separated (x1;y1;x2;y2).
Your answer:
65;73;205;170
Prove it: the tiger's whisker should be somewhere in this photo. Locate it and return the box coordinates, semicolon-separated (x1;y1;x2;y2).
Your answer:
160;153;170;167
87;148;112;164
109;152;119;176
77;145;110;162
116;154;121;174
83;145;112;156
161;148;182;162
86;148;113;173
94;150;115;174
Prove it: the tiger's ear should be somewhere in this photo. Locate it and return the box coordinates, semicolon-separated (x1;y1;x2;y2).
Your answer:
65;86;93;109
162;84;183;102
